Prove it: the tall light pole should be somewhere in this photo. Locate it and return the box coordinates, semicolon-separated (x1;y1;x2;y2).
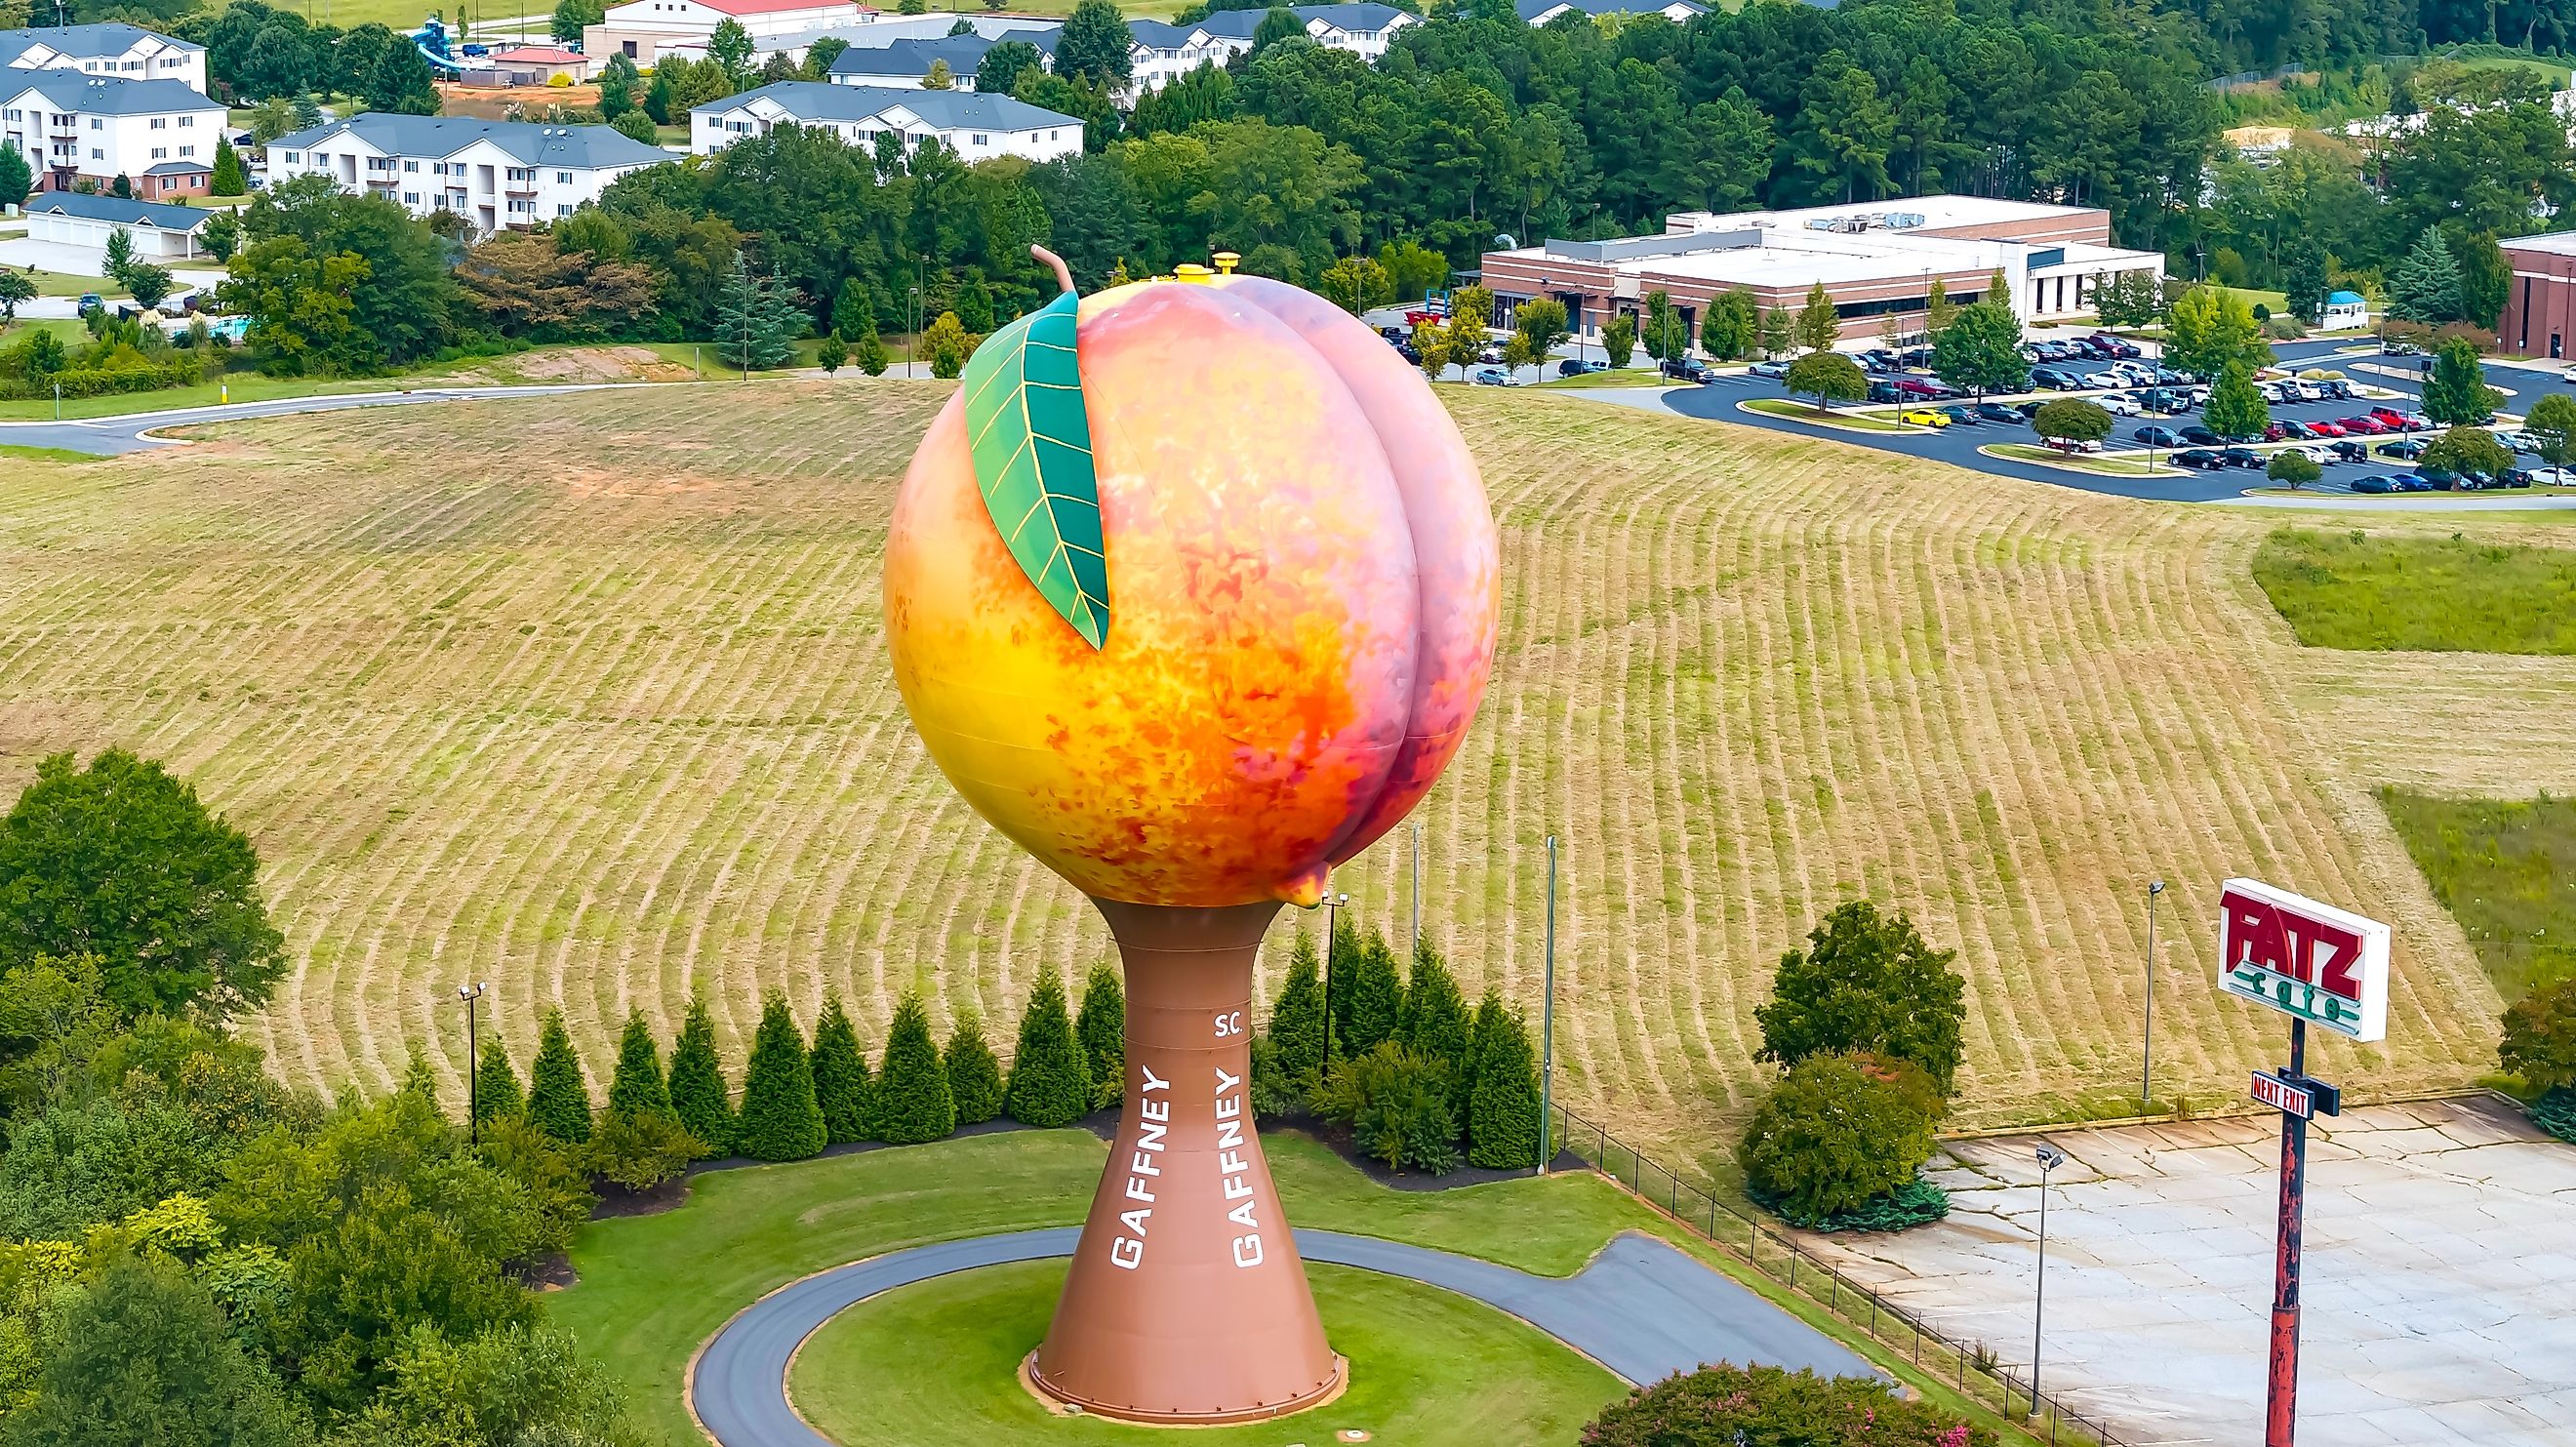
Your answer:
1409;821;1422;967
1538;834;1557;1174
2142;878;2165;1109
456;981;490;1144
2032;1142;2067;1416
1321;889;1350;1060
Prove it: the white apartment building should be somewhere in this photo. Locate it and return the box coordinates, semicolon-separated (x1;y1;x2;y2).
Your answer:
0;71;225;199
1122;5;1415;96
1;22;205;94
584;0;871;67
1515;0;1710;21
825;27;1057;91
268;114;677;235
692;80;1081;164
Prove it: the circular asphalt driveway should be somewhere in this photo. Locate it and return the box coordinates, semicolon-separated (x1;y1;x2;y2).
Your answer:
687;1226;1876;1447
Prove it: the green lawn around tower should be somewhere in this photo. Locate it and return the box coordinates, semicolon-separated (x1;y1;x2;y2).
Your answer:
786;1260;1625;1447
551;1128;2055;1447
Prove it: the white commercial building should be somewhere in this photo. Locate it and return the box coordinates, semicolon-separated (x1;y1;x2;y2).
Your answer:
0;22;205;94
268;114;676;235
584;0;872;67
1479;195;2166;346
693;80;1081;164
0;70;226;200
22;188;213;258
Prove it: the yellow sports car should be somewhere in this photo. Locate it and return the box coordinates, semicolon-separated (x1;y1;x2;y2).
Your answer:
1899;408;1951;427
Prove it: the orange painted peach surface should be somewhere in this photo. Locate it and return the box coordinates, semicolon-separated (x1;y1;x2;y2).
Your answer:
884;279;1498;907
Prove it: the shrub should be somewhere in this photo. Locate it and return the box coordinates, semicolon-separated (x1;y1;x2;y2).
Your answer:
1581;1362;1992;1447
1248;1033;1300;1119
874;992;955;1145
606;1008;673;1120
1312;1042;1458;1174
2501;976;2576;1094
1755;901;1965;1092
1075;961;1124;1108
1268;929;1328;1086
734;990;825;1161
1739;1052;1944;1221
525;1008;593;1146
945;1012;1004;1125
809;991;872;1145
665;995;733;1158
1466;992;1542;1168
0;358;202;401
1006;973;1092;1127
1759;1176;1951;1233
585;1107;702;1192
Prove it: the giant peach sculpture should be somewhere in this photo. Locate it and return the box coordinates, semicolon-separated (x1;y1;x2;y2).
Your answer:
884;248;1499;1424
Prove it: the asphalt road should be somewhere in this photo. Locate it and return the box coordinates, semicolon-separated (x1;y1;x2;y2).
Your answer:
1647;339;2576;505
688;1226;1875;1447
0;383;631;456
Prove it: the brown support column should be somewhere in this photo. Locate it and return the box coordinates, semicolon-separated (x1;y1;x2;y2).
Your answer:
1029;898;1342;1425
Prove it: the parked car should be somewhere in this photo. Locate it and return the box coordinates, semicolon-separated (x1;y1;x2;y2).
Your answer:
2415;465;2462;490
1380;325;1410;342
2174;449;2226;469
1556;358;1608;378
1974;403;2025;424
2378;437;2428;460
2337;415;2390;434
2307;419;2350;437
2044;436;2106;453
1899;408;1952;427
2029;367;2080;390
1867;380;1904;404
2088;333;2142;358
2180;425;2223;446
1393;342;1421;363
2392;472;2439;492
1937;405;1981;425
1898;347;1935;369
2134;424;2185;447
2013;400;2047;420
1895;377;1954;399
2526;465;2576;486
2097;393;2142;417
1859;349;1903;373
2380;339;2423;355
2327;439;2369;463
1477;344;1506;364
1663;358;1711;382
2368;406;2410;425
2348;474;2396;493
2502;466;2544;488
1749;360;1790;380
2219;447;2268;469
1469;365;1514;386
2293;444;2338;465
2317;379;2355;400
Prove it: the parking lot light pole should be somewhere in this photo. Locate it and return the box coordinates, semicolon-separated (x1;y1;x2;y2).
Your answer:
2032;1142;2068;1416
1539;834;1557;1174
456;981;490;1144
2143;878;2165;1108
1321;889;1350;1060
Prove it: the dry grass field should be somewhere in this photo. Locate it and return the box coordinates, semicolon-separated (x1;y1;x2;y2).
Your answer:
0;382;2531;1173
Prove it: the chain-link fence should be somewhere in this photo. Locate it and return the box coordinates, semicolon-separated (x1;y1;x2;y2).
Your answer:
1550;1102;2131;1447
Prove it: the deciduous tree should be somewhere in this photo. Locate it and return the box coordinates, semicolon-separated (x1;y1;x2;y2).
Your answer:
2501;978;2576;1094
1930;300;2026;398
1785;350;1866;411
2033;397;2113;447
1741;1052;1942;1220
11;1253;310;1447
1793;281;1839;354
2523;393;2576;467
2201;359;2270;440
1754;902;1966;1093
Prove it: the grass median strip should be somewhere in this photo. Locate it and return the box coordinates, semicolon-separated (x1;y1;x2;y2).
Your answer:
1983;443;2180;476
1741;397;1908;431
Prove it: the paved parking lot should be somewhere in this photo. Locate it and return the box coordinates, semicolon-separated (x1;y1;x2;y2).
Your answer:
1805;1098;2576;1447
1647;338;2576;504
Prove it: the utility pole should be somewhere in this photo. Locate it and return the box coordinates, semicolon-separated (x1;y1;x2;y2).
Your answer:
1538;834;1556;1173
2032;1142;2066;1415
1409;820;1421;967
2142;878;2165;1108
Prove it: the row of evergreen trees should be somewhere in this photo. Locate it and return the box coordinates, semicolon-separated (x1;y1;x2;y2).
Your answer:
1264;923;1545;1173
462;924;1543;1174
472;964;1136;1163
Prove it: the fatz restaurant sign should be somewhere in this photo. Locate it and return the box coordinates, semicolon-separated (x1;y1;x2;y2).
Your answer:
2217;878;2390;1043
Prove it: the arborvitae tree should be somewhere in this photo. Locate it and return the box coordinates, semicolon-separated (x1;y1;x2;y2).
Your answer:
607;1008;674;1120
809;991;873;1145
1327;911;1363;1055
400;1045;441;1114
945;1011;1005;1125
209;138;246;197
875;992;956;1145
1006;973;1092;1127
1343;928;1406;1059
1467;993;1542;1169
526;1008;594;1146
735;990;826;1161
473;1035;525;1126
1269;928;1328;1085
1075;961;1125;1108
1401;939;1475;1115
666;994;735;1158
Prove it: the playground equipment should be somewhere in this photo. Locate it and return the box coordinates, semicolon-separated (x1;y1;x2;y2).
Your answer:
408;18;466;76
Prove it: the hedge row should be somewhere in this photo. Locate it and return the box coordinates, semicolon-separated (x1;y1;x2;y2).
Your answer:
0;359;203;400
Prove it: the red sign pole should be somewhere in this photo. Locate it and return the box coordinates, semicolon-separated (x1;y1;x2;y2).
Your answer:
2266;1017;2308;1447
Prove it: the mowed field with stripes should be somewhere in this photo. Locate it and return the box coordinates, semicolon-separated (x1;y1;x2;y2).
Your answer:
0;382;2523;1168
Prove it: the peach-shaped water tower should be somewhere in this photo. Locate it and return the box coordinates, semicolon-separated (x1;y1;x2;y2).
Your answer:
883;249;1499;1424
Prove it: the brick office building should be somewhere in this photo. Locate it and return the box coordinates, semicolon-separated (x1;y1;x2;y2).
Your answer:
1477;195;2164;351
2498;232;2576;360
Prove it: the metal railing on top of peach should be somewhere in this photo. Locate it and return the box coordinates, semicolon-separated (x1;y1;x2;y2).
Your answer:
1547;1101;2131;1447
